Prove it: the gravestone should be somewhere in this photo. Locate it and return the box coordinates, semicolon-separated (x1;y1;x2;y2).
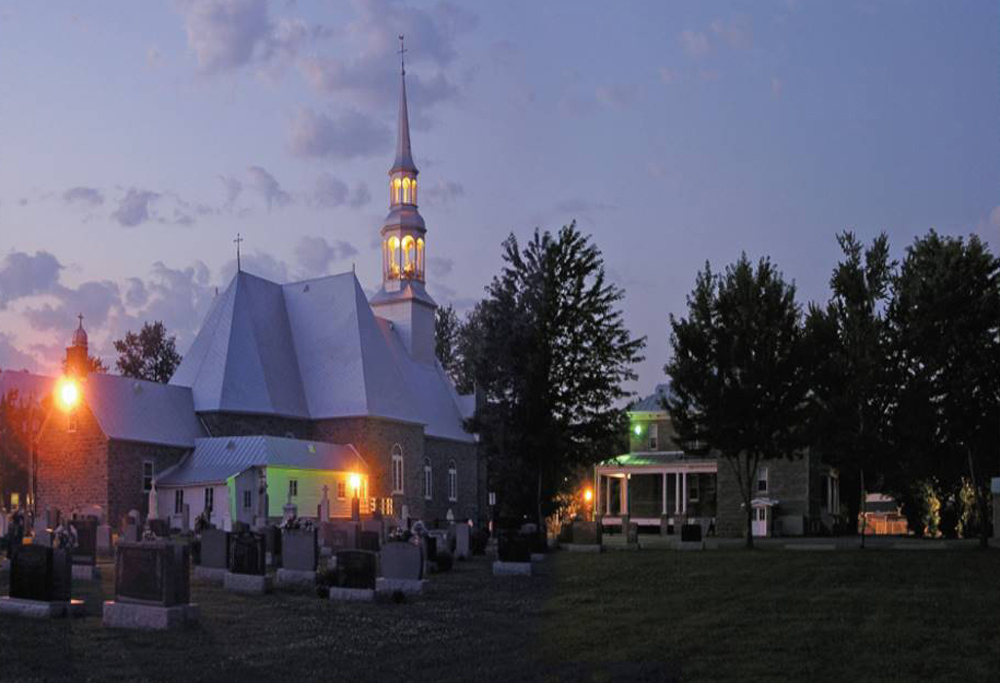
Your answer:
193;529;229;583
992;478;1000;542
103;542;198;630
70;518;100;580
681;524;702;543
263;525;282;567
321;521;356;552
97;525;113;557
376;541;426;595
33;527;53;548
358;531;380;552
454;524;471;560
329;550;378;601
120;524;140;544
148;518;169;538
566;520;602;552
0;545;82;618
361;519;384;542
276;528;317;590
494;529;533;576
225;532;271;594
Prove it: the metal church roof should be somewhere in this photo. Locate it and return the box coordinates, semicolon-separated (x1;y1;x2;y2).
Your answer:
155;435;365;487
631;383;672;412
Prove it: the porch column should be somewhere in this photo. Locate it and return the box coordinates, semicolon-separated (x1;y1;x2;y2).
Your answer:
661;472;667;515
681;472;687;514
606;476;611;515
620;476;628;516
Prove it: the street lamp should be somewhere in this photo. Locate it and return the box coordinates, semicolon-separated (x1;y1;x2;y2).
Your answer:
583;487;594;521
28;376;80;516
349;472;361;521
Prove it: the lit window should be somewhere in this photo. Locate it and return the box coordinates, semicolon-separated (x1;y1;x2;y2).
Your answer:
402;177;411;204
142;461;154;493
337;481;346;500
402;235;415;277
757;468;768;493
416;238;424;278
243;490;252;510
448;460;457;502
388;236;401;277
204;487;214;513
393;177;402;204
648;423;658;450
174;489;184;515
423;457;432;500
391;444;404;494
411;179;417;204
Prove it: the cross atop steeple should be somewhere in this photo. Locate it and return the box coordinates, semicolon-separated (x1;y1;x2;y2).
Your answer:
77;313;84;328
234;233;244;272
398;34;407;76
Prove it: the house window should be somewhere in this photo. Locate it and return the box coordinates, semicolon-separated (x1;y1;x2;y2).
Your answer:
688;474;699;503
204;487;214;513
391;444;404;494
757;468;768;493
243;490;252;510
142;461;154;492
337;481;346;500
289;480;298;498
648;423;658;450
174;489;184;515
423;457;432;500
448;460;457;502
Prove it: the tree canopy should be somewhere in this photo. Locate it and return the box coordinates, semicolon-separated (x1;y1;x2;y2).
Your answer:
113;321;182;383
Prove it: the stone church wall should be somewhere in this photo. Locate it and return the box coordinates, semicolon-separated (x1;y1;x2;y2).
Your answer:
106;440;188;528
424;437;479;524
37;403;108;522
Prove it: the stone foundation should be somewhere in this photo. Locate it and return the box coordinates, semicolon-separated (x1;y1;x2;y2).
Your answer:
0;597;85;618
329;587;375;602
102;601;199;630
563;544;602;553
275;568;316;590
375;577;427;595
492;561;533;576
224;572;273;594
192;566;227;584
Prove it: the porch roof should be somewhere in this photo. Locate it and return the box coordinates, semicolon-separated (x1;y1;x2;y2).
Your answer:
598;451;716;469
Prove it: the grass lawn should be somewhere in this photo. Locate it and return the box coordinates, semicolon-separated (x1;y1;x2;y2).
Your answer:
1;548;997;683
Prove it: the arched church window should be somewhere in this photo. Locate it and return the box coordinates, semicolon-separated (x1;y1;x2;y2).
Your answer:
391;444;404;494
416;238;425;279
423;457;432;500
388;236;401;278
402;177;411;204
448;460;457;502
393;177;402;205
411;179;417;205
402;236;416;277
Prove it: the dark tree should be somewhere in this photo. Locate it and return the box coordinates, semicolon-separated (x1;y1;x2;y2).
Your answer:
61;353;108;375
468;223;645;522
888;231;1000;547
113;321;182;383
435;305;462;384
666;255;810;548
0;388;35;509
806;232;895;543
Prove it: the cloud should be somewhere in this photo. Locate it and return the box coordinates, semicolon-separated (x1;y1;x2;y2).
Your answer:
23;280;122;332
0;250;63;309
596;84;638;110
659;67;676;85
427;256;453;278
125;277;149;307
112;188;160;227
421;180;464;206
218;174;243;209
0;332;39;372
771;77;784;98
294;0;475;113
219;251;290;284
294;236;359;278
310;173;371;209
680;30;710;58
246;165;292;210
63;186;105;206
711;16;752;50
554;198;618;214
288;107;392;160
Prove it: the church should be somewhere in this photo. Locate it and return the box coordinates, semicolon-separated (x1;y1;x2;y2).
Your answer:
0;62;481;530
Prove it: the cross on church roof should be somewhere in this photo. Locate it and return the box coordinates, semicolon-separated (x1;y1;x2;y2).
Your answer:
77;313;84;328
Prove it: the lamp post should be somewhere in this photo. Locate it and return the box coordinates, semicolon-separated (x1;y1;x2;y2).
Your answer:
349;473;361;522
28;376;80;517
583;487;594;522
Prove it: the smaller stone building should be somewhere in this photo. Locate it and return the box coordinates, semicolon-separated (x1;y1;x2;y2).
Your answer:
596;383;841;537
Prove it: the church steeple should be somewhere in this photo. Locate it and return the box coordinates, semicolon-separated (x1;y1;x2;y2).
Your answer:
371;36;436;365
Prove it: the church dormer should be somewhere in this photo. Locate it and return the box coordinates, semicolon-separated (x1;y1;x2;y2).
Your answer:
371;36;437;365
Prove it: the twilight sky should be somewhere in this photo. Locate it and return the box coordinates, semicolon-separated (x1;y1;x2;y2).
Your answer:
0;1;997;398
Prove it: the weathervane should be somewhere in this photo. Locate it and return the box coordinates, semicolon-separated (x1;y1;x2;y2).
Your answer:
234;232;244;272
398;34;407;76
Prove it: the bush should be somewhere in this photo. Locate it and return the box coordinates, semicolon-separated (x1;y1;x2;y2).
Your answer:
435;549;453;572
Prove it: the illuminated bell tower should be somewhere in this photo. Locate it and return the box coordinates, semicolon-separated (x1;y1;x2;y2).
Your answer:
371;36;437;365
